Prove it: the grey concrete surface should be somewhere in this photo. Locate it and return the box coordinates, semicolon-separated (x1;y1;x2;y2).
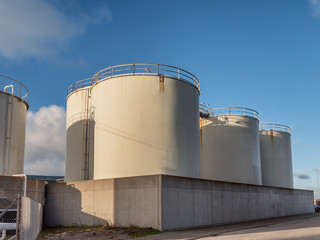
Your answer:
138;213;320;240
200;214;320;240
44;175;160;229
161;175;314;230
19;196;43;240
44;175;314;231
0;176;45;203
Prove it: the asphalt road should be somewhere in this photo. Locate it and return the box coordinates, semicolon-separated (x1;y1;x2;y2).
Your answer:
139;213;320;240
200;216;320;240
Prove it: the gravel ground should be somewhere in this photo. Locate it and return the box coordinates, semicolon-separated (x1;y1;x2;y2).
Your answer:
36;226;160;240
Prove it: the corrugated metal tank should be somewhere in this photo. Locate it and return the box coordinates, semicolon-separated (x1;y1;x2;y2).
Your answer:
200;107;262;185
65;79;94;182
259;124;293;188
0;75;28;175
90;64;200;180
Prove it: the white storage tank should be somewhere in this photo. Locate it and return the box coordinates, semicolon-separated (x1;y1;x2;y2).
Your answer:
0;75;28;175
200;107;262;185
65;78;94;182
259;124;293;188
90;63;200;179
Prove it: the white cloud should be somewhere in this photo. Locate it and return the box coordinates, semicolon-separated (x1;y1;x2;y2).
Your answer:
24;105;66;176
293;172;311;180
309;0;320;18
0;0;112;60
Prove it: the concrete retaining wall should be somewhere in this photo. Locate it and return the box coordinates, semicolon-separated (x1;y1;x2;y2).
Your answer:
44;175;314;231
19;196;43;240
162;175;313;230
0;176;45;203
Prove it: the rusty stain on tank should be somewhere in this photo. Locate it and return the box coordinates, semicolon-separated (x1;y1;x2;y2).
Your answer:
159;75;164;92
270;129;274;145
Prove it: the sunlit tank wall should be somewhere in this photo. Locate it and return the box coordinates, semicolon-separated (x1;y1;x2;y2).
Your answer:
65;81;94;182
200;107;262;185
0;75;28;175
259;124;293;188
90;65;200;180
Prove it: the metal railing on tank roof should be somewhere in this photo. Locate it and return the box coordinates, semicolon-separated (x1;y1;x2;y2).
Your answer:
260;123;291;134
199;105;259;120
91;63;200;91
67;64;200;96
67;78;91;96
0;75;28;103
212;107;259;120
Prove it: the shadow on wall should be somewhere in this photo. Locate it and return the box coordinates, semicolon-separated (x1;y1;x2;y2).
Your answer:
43;183;108;227
66;119;95;181
43;176;161;229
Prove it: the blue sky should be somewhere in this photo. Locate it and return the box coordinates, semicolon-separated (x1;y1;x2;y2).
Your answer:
0;0;319;195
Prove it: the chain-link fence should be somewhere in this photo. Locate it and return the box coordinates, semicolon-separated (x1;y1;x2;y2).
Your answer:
0;196;19;240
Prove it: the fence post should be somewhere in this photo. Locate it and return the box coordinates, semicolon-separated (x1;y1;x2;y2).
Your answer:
16;194;21;240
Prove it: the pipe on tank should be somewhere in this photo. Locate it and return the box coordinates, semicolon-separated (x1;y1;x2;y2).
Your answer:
3;85;13;94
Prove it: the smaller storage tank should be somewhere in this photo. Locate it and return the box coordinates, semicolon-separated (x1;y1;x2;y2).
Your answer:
0;75;28;175
200;106;262;185
65;78;94;182
259;123;293;188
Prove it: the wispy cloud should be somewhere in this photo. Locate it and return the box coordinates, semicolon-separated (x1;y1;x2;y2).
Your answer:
24;105;66;176
0;0;112;60
294;172;311;180
309;0;320;18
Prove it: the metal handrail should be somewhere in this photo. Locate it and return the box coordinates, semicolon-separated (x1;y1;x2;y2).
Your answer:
67;63;200;96
67;78;91;96
260;123;291;134
0;75;28;103
200;105;259;120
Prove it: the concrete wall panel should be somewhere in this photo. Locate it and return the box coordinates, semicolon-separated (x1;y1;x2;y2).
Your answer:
20;196;43;240
44;175;161;229
0;176;45;203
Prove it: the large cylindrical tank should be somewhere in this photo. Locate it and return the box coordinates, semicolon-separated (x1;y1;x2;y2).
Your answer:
200;107;262;185
90;63;200;179
65;78;94;182
259;124;293;188
0;75;28;175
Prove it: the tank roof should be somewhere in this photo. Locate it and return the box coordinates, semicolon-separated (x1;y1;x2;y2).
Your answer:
200;104;259;121
67;63;200;96
260;123;291;134
0;74;28;106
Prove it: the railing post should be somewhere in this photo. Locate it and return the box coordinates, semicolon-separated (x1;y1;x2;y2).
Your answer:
178;68;180;79
133;64;135;75
157;64;159;75
111;66;113;77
